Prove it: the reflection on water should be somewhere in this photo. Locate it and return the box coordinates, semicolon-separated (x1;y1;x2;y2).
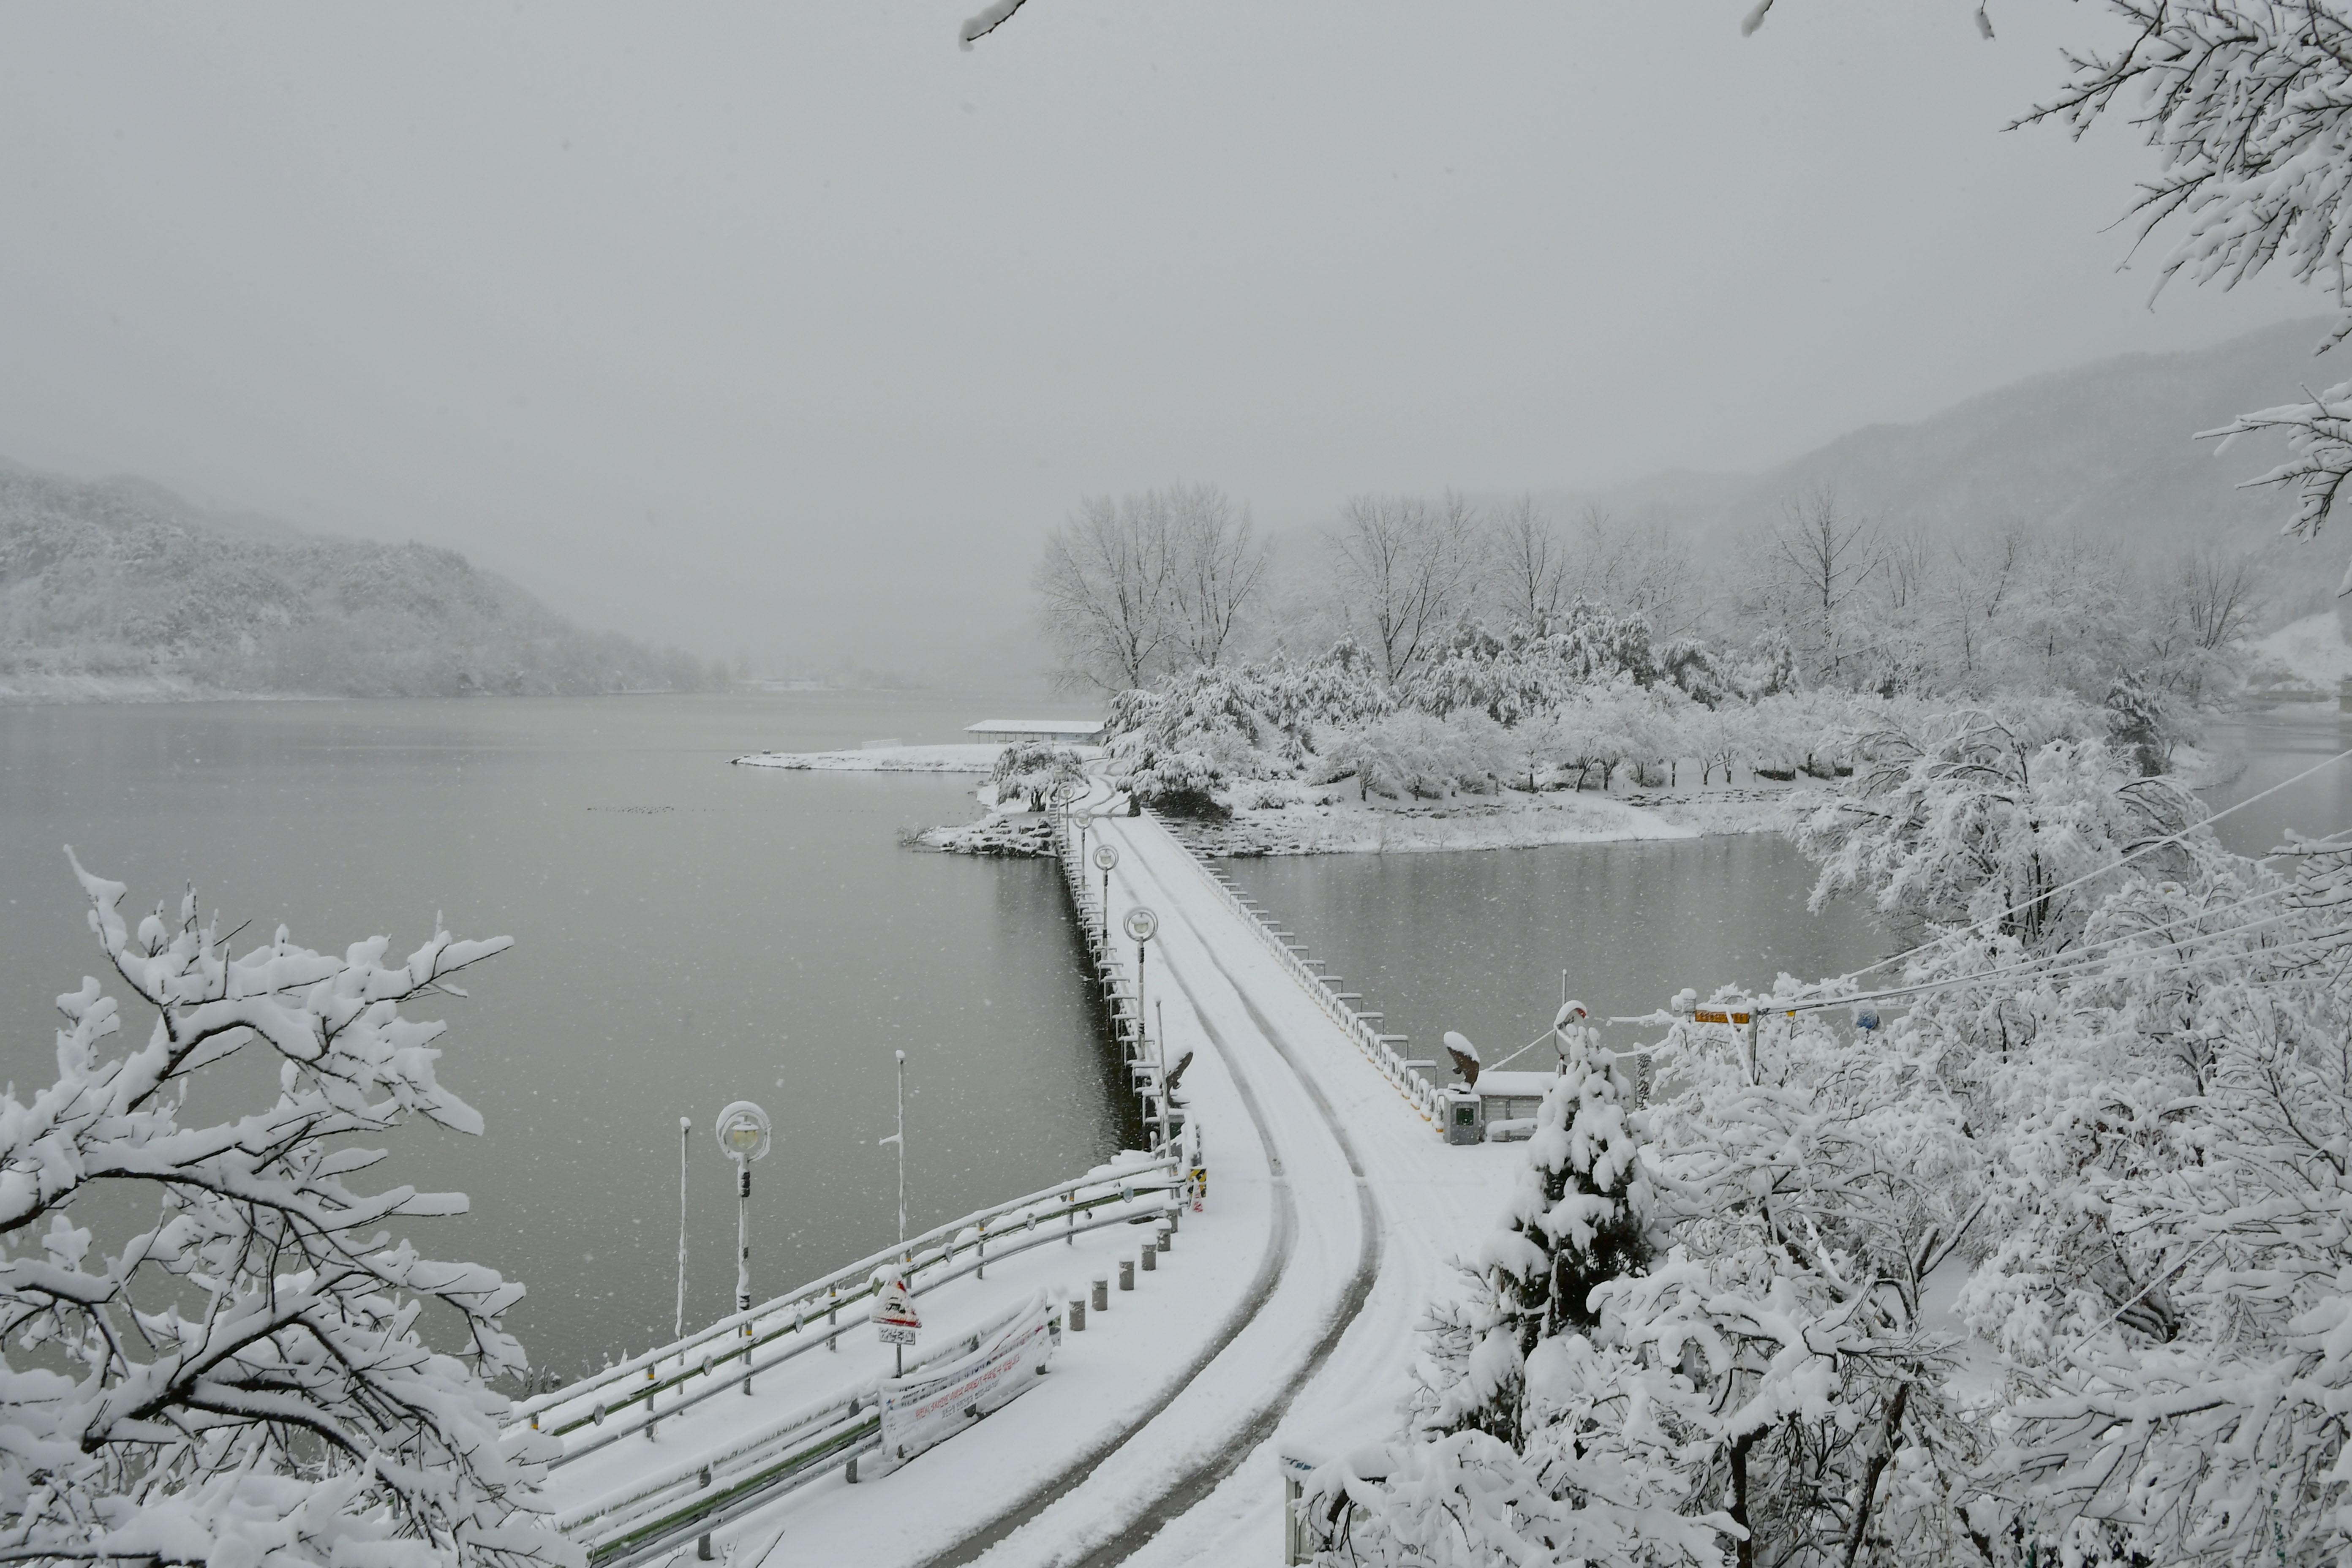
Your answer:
0;692;1131;1380
1222;834;1889;1078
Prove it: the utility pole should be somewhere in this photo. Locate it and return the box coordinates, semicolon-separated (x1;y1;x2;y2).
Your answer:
877;1051;908;1251
675;1116;691;1339
895;1050;907;1249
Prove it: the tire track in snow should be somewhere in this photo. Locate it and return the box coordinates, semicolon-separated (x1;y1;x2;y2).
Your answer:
910;836;1298;1568
1053;826;1384;1568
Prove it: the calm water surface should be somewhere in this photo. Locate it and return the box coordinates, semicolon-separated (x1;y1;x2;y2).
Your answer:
0;691;1127;1379
13;698;2332;1383
1222;835;1889;1075
1220;713;2352;1079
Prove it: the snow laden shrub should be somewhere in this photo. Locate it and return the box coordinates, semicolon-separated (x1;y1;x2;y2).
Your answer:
1108;667;1299;817
1252;638;1395;745
1;856;570;1568
1793;706;2203;951
987;741;1087;811
1617;996;1989;1568
1407;602;1662;726
1323;710;1506;803
1304;1029;1729;1568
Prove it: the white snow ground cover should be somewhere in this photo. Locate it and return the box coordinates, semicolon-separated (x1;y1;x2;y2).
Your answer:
733;743;1012;773
676;809;1521;1566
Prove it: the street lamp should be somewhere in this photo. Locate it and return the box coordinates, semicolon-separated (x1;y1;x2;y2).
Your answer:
1124;904;1159;1094
714;1101;772;1320
1092;840;1119;922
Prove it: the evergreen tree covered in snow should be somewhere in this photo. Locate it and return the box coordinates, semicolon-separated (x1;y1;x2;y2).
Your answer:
1304;1027;1727;1568
1426;1021;1660;1447
0;856;569;1568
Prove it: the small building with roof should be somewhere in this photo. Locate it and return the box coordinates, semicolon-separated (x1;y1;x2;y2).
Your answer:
964;718;1106;746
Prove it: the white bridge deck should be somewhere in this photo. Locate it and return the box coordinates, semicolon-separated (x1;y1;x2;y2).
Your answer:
528;806;1521;1567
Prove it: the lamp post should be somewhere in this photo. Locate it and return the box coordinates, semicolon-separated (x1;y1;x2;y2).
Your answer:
714;1100;772;1396
1124;904;1158;1079
874;1052;910;1372
1092;841;1119;925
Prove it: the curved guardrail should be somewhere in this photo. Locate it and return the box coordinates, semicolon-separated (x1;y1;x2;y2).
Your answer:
565;1296;1054;1567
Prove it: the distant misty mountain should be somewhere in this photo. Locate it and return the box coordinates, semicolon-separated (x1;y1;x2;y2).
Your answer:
0;463;723;701
1525;315;2352;616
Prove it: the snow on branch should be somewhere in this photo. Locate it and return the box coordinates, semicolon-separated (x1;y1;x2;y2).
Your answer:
0;854;570;1568
959;0;1030;50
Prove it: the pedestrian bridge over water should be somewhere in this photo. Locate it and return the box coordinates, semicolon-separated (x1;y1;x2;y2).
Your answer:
519;798;1521;1568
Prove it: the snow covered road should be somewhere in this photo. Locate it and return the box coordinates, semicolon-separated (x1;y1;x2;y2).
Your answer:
672;807;1518;1565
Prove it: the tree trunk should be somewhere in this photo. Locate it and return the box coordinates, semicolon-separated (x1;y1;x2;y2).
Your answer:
1730;1430;1757;1568
1842;1383;1909;1568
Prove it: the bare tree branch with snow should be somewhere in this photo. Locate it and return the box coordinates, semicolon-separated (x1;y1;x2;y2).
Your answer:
0;856;571;1568
1326;493;1486;687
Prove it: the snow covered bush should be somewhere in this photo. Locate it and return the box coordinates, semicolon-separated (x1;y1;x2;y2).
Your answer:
0;856;570;1568
1407;602;1661;727
988;741;1087;811
1252;638;1396;743
1324;710;1505;803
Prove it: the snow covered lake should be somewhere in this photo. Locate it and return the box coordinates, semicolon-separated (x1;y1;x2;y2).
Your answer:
0;690;1123;1383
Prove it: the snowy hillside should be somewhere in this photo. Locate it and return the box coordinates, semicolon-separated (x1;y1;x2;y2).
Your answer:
2243;610;2352;701
0;463;723;701
1498;317;2352;624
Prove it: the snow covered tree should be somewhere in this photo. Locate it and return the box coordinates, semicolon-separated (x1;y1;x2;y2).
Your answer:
1609;994;1988;1568
1487;495;1566;634
1426;1019;1658;1445
0;855;569;1568
1759;487;1882;691
1326;493;1487;686
1034;492;1177;692
1160;482;1271;671
1951;832;2352;1565
1304;1024;1728;1568
1793;704;2204;951
988;740;1088;811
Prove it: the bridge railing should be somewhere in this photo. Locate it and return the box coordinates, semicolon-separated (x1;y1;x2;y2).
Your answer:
509;1156;1181;1458
558;1294;1053;1567
1051;797;1181;1131
1156;816;1443;1126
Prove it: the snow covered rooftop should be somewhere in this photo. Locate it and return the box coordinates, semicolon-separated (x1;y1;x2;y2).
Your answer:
964;719;1105;740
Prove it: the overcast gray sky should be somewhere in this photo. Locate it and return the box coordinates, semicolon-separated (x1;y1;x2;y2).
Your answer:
0;1;2317;678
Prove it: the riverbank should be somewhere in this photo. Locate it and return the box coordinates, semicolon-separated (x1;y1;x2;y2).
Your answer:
735;742;1009;772
911;776;1811;858
906;740;2247;859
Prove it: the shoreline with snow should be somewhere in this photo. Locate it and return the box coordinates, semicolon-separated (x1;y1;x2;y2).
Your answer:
912;777;1813;858
904;740;2248;859
733;743;1010;773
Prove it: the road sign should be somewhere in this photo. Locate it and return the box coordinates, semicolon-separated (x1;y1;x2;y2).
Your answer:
1092;843;1119;871
1123;906;1159;943
875;1275;920;1347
